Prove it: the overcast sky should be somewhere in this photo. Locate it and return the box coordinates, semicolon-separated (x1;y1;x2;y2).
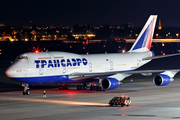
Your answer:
0;0;180;27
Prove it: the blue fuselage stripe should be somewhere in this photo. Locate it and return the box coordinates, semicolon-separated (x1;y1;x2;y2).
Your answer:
9;70;133;84
11;75;69;84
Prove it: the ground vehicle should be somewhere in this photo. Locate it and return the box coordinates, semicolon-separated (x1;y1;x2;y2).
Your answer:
109;95;131;107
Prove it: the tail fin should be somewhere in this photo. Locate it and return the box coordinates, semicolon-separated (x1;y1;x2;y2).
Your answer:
129;15;157;52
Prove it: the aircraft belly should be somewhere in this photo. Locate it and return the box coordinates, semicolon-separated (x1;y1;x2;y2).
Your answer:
11;75;69;84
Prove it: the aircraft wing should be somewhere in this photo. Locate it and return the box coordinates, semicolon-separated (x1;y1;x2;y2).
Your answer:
142;53;180;60
69;72;115;80
69;69;180;80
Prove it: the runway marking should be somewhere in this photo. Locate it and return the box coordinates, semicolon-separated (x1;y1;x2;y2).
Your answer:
0;97;108;106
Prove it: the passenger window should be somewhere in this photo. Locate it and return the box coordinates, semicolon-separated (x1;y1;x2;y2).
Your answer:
16;56;28;59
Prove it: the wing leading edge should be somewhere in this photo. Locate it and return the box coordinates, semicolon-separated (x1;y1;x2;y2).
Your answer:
142;53;180;60
69;69;180;80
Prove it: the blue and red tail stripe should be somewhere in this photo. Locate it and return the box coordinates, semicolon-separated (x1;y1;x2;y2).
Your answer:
129;15;157;52
146;17;156;50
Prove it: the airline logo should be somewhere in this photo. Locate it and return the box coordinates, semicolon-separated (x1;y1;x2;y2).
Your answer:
132;19;155;50
130;15;157;51
34;58;88;68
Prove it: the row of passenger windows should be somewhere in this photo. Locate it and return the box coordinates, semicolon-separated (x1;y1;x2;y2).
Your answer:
16;56;28;59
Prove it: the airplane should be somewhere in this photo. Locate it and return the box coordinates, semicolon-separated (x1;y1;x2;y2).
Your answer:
5;15;180;95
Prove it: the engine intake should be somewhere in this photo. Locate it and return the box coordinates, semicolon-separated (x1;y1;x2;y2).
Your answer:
153;74;172;86
102;78;120;89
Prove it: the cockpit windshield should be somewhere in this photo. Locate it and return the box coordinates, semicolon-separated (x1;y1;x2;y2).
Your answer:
16;56;28;59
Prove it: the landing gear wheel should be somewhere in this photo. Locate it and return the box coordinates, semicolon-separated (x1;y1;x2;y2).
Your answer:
77;85;82;90
98;87;102;91
63;85;66;90
26;90;30;95
59;85;63;90
96;86;99;91
23;90;30;95
23;83;30;95
23;91;26;95
90;86;95;90
83;85;86;90
65;85;69;90
59;85;69;90
110;104;113;106
77;85;79;90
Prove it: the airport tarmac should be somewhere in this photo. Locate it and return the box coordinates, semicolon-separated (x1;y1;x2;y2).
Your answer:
1;80;180;120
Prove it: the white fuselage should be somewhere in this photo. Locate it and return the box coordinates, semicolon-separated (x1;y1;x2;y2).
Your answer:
6;51;153;84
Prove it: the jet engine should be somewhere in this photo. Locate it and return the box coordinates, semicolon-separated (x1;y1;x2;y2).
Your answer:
153;74;173;86
102;78;120;89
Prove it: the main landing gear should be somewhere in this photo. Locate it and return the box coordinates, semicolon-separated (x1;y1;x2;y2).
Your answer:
59;84;69;90
77;83;86;90
58;82;105;91
22;83;30;95
77;83;105;91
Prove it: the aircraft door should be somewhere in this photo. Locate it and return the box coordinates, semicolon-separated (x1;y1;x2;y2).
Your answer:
136;60;141;67
39;63;43;75
110;61;113;70
89;62;92;72
63;67;66;73
61;59;66;74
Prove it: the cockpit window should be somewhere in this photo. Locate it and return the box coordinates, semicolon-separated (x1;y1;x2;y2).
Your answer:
16;56;28;59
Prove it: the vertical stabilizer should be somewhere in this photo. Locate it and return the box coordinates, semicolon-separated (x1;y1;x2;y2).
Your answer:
129;15;157;52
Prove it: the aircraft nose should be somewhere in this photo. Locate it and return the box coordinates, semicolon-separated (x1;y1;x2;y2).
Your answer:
5;67;14;77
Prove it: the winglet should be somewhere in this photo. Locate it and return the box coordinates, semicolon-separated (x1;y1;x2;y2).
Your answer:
129;15;157;52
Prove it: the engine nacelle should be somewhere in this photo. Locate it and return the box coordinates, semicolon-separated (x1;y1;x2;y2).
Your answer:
153;74;172;86
102;78;120;89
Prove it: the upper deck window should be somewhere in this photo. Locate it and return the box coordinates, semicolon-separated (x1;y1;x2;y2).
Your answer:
16;56;28;59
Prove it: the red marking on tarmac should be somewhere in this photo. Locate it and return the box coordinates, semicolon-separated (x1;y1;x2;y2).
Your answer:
44;89;99;94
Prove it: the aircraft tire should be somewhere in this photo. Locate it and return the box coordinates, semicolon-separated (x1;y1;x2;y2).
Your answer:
65;85;69;90
26;90;30;95
77;85;82;90
77;85;79;90
96;86;99;91
92;86;95;90
59;85;63;90
23;91;26;95
99;87;102;91
83;85;86;90
80;85;82;90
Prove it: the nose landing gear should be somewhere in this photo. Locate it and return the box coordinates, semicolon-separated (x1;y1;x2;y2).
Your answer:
22;83;30;95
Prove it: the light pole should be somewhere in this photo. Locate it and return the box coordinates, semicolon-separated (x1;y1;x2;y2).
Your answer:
156;34;159;38
176;33;179;39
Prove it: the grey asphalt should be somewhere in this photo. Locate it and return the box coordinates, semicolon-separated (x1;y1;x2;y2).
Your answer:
1;80;180;120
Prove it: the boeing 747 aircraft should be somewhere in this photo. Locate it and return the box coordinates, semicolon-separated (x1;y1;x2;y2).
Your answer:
5;15;180;95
